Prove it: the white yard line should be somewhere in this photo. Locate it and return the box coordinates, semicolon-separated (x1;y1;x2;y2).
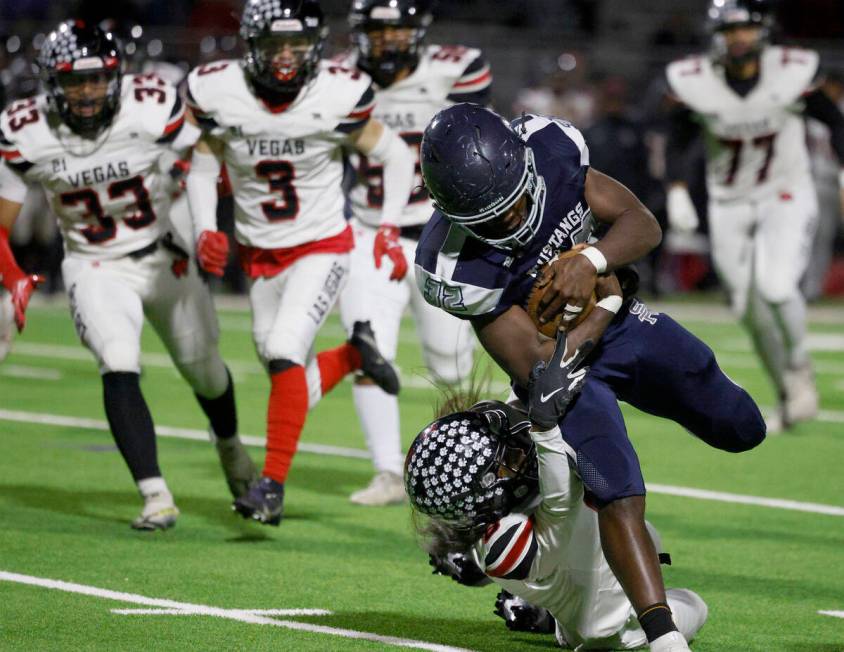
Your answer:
112;608;333;616
818;610;844;619
0;364;62;381
1;408;843;518
0;571;473;652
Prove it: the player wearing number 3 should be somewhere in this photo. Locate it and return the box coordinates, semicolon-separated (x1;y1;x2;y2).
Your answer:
665;0;844;430
0;21;255;530
185;0;416;525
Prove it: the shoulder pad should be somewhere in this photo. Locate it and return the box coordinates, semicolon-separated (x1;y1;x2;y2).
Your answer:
513;113;589;168
122;73;183;142
763;46;819;98
0;96;50;169
482;513;538;581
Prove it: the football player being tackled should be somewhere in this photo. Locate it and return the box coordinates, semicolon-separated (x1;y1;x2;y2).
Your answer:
406;330;709;651
336;0;493;506
0;21;254;530
415;104;767;650
184;0;416;525
665;0;844;431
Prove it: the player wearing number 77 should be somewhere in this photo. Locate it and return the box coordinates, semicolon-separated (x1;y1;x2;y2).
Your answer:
0;21;255;530
665;0;844;431
184;0;416;525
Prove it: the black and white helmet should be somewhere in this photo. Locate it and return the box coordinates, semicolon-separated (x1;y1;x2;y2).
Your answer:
405;402;538;530
240;0;328;95
38;20;123;135
707;0;773;64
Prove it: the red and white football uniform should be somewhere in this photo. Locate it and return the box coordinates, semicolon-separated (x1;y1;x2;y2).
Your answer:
0;75;223;386
473;427;708;649
666;47;819;309
332;44;489;477
186;59;378;365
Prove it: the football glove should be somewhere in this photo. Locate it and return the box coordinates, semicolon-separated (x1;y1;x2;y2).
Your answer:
196;230;229;277
8;274;44;333
666;184;699;233
528;330;593;430
428;552;491;587
373;224;408;281
493;590;556;634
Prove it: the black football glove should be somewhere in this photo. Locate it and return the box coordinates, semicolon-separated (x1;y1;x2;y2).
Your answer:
471;400;532;449
527;331;593;430
493;590;556;633
428;552;492;587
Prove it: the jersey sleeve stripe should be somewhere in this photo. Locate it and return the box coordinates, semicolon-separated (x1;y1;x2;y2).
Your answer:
485;517;536;578
452;66;492;90
1;148;24;163
500;535;538;581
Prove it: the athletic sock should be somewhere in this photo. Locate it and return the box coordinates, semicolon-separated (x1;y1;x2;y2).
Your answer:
137;476;170;498
353;383;402;475
195;367;238;440
638;602;678;643
102;371;161;481
263;363;309;484
315;343;362;395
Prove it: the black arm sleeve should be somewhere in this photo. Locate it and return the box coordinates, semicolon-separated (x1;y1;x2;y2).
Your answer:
665;104;701;184
803;87;844;166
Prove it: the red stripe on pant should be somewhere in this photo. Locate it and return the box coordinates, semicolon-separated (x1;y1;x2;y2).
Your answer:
263;365;309;483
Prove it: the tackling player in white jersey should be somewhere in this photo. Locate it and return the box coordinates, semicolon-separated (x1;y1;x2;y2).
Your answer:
406;333;707;652
0;21;256;529
665;0;844;431
185;0;416;525
333;0;492;506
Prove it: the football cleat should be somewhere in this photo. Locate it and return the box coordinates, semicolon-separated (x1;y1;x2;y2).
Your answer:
214;435;259;499
349;471;406;506
349;321;400;396
649;630;691;652
232;477;285;526
131;491;179;531
783;363;819;426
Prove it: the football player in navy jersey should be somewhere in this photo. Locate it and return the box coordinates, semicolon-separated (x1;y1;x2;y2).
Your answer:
415;104;766;650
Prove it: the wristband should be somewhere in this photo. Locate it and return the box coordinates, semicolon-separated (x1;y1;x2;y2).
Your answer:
579;246;607;274
596;295;623;314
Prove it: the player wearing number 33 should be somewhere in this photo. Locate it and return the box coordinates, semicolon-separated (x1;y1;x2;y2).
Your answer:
184;0;416;525
414;104;767;649
665;0;844;431
0;21;255;530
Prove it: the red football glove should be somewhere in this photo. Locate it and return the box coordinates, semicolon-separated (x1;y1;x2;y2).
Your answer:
196;230;229;277
373;224;408;282
8;274;44;333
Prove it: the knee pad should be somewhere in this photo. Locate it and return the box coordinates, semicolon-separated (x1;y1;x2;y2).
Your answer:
423;344;474;385
99;339;141;374
176;353;229;398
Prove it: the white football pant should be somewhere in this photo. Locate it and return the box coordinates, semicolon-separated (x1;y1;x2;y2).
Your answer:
62;245;228;398
708;177;817;395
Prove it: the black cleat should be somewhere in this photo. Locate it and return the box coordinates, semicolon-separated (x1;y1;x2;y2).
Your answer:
349;320;401;395
232;477;285;526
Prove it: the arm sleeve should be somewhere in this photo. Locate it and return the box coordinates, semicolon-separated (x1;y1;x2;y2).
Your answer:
803;87;844;166
185;147;221;241
665;104;701;184
363;123;415;225
530;425;576;521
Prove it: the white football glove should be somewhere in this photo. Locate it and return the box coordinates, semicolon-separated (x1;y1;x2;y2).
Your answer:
666;185;700;233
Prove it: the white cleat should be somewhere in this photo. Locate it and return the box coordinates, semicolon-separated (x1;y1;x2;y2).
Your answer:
649;630;691;652
131;491;179;531
349;471;406;506
783;364;819;425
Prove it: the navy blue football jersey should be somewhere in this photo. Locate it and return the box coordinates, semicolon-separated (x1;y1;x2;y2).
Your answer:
414;114;596;319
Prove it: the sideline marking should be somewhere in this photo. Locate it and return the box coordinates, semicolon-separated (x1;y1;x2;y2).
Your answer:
819;610;844;619
0;571;474;652
1;408;843;518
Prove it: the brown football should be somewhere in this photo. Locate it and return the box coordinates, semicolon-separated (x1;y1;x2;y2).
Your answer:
526;246;597;338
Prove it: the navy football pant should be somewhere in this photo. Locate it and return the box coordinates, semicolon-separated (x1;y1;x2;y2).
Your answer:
518;300;766;506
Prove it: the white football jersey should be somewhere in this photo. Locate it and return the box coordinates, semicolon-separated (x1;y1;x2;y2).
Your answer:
471;428;643;650
186;59;375;249
0;73;185;260
667;46;819;202
335;45;492;228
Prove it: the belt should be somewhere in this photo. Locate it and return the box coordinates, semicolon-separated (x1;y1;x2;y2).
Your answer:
126;233;190;261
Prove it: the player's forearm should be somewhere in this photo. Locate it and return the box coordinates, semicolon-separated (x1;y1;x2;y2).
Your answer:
803;87;844;168
363;125;415;225
592;208;661;272
531;425;576;518
186;146;221;241
665;105;699;184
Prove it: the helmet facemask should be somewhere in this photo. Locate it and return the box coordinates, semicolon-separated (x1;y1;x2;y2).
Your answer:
708;2;770;67
432;147;546;252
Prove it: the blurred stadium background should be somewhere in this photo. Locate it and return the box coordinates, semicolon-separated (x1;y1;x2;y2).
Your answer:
3;0;844;300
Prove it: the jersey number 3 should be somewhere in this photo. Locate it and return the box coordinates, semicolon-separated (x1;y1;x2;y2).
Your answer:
255;160;300;221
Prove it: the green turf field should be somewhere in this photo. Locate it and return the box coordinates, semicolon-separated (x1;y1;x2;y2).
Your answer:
1;299;843;651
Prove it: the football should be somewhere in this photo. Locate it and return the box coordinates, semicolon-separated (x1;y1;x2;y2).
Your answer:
526;246;597;338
